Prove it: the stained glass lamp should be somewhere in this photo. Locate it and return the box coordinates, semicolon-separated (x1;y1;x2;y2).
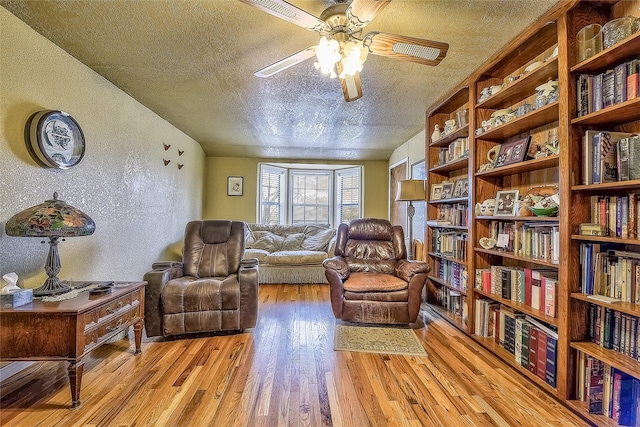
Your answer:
5;192;95;296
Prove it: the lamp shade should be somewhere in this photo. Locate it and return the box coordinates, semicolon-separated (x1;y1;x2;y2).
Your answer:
5;192;95;238
396;180;426;202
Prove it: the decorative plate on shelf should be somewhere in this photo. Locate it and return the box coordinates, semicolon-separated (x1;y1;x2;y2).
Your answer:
25;110;85;169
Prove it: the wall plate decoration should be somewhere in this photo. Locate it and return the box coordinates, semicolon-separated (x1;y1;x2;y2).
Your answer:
25;110;85;169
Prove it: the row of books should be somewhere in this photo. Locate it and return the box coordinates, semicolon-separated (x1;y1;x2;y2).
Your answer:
474;303;558;387
436;137;469;166
576;352;639;425
431;229;468;259
579;243;640;303
589;194;640;239
475;266;558;317
576;58;639;118
434;287;467;324
488;220;559;263
434;258;468;291
433;203;468;226
588;304;640;361
581;130;639;185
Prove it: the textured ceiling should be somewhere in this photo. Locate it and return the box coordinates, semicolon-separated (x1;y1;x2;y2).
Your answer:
0;0;560;161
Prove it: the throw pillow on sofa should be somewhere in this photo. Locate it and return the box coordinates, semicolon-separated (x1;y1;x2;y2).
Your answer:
302;225;335;252
251;231;285;252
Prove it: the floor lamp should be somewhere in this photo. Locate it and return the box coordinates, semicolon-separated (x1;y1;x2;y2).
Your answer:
396;180;426;260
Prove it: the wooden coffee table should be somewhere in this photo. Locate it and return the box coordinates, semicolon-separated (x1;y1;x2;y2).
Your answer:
0;281;145;408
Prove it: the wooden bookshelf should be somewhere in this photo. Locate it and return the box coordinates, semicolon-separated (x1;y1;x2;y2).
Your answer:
424;1;640;424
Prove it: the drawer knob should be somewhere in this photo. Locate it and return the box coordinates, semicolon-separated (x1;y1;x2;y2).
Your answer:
106;319;123;333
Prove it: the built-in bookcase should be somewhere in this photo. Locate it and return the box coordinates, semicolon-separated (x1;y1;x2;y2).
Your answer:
424;1;640;424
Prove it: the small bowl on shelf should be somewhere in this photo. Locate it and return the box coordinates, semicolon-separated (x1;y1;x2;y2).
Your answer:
530;206;559;217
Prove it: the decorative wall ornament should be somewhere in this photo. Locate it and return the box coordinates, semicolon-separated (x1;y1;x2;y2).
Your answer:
163;159;170;166
177;163;184;170
227;176;243;196
163;143;171;151
178;149;184;156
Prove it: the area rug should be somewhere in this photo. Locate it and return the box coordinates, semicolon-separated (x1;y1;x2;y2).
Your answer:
333;324;427;356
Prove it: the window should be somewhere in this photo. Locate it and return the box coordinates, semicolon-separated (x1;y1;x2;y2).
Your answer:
336;167;361;224
290;170;331;224
258;163;362;226
259;165;286;225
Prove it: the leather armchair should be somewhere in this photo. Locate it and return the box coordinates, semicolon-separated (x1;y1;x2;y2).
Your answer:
323;218;429;324
143;220;259;337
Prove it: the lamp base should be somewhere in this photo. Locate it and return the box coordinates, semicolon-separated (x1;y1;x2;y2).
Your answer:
33;277;71;297
34;236;70;297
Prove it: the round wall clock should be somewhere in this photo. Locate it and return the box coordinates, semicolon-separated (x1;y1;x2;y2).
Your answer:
25;110;85;169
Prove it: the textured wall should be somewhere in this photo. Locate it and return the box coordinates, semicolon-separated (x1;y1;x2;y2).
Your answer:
0;8;205;288
204;157;389;223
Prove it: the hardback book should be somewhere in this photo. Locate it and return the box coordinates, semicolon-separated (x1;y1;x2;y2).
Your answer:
586;356;605;414
614;62;628;105
577;74;593;116
536;328;548;381
593;73;604;112
529;327;538;375
544;277;557;318
521;320;530;369
545;332;558;388
602;69;615;108
628;59;639;100
627;135;640;181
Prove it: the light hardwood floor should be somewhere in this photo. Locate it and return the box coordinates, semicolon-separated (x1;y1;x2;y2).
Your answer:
0;284;589;426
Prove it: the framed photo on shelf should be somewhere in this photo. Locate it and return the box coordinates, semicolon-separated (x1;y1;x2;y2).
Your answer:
441;182;454;199
430;183;443;200
495;136;530;167
452;178;469;198
227;176;244;196
494;190;519;216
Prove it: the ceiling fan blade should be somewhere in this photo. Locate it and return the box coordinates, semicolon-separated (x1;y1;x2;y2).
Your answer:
254;47;316;78
339;71;363;102
238;0;329;32
362;32;449;66
346;0;391;29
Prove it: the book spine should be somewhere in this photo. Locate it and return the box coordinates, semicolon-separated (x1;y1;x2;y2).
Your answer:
587;357;604;414
545;334;557;388
602;69;615;108
529;327;538;375
593;73;603;112
628;59;638;100
521;321;530;369
614;62;628;105
536;329;548;381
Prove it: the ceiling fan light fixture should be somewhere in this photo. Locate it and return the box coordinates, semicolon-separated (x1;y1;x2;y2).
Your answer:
314;36;341;76
338;40;367;78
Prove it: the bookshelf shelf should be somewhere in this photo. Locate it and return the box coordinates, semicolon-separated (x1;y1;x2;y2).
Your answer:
478;102;559;141
428;275;468;296
425;304;466;331
475;155;559;178
429;197;468;205
571;179;640;192
429;157;469;174
430;125;469;148
427;224;468;231
570;293;640;318
570;341;640;379
472;335;557;393
570;31;640;75
571;234;640;244
476;215;559;222
571;97;640;127
477;57;559;110
428;252;468;266
474;248;559;268
475;288;558;326
564;400;622;427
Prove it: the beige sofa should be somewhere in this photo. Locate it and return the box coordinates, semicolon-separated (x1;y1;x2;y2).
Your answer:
244;223;336;284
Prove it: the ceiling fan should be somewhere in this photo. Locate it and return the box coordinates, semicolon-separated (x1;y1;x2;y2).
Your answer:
239;0;449;102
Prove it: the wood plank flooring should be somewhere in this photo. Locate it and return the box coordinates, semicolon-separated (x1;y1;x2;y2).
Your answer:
0;284;590;426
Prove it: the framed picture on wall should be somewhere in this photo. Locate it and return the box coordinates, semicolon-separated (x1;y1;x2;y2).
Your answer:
227;176;244;196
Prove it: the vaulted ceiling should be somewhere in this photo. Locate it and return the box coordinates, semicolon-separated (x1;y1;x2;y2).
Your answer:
1;0;560;161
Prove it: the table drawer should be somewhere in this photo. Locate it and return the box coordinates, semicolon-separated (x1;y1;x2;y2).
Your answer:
84;289;142;329
83;290;142;352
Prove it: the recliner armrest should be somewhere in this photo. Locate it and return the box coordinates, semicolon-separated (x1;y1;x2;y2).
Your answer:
143;262;184;337
396;259;430;282
323;256;349;280
238;258;259;329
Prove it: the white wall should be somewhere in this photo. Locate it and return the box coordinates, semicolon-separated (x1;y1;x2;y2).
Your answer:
0;8;205;288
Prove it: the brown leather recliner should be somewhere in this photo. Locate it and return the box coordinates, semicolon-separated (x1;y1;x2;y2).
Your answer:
143;220;259;337
323;218;429;324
